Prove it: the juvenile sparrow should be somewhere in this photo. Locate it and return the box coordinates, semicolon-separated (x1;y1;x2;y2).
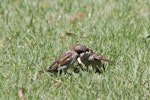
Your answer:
79;49;112;73
46;44;89;74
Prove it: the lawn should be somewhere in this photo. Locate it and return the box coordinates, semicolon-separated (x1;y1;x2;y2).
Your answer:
0;0;150;100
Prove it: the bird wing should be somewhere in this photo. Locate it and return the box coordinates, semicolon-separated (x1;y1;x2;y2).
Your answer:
92;54;112;62
57;53;72;65
47;52;73;72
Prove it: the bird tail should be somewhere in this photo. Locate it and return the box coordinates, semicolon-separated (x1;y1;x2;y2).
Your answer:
46;60;58;72
94;54;112;62
99;55;112;62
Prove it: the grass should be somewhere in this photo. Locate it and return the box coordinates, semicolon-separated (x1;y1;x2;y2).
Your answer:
0;0;150;99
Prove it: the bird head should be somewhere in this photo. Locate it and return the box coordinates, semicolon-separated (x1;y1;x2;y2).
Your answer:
71;44;89;54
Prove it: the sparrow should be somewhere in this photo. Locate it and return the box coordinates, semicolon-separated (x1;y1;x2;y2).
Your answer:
45;44;89;74
79;49;112;73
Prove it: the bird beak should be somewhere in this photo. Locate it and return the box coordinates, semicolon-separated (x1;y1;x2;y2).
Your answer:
77;57;82;64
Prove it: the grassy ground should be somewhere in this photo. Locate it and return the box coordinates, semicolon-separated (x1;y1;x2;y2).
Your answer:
0;0;150;100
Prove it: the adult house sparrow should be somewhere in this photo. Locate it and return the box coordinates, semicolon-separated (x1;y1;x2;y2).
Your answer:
79;49;112;73
46;44;89;74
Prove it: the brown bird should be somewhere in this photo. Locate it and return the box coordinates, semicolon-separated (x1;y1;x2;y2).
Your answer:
46;44;89;74
79;49;112;73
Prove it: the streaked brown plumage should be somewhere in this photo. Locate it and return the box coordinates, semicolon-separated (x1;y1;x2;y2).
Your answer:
46;44;89;73
79;49;112;73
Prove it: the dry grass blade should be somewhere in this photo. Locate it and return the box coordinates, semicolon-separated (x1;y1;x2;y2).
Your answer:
18;89;24;100
48;81;61;87
70;13;85;22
